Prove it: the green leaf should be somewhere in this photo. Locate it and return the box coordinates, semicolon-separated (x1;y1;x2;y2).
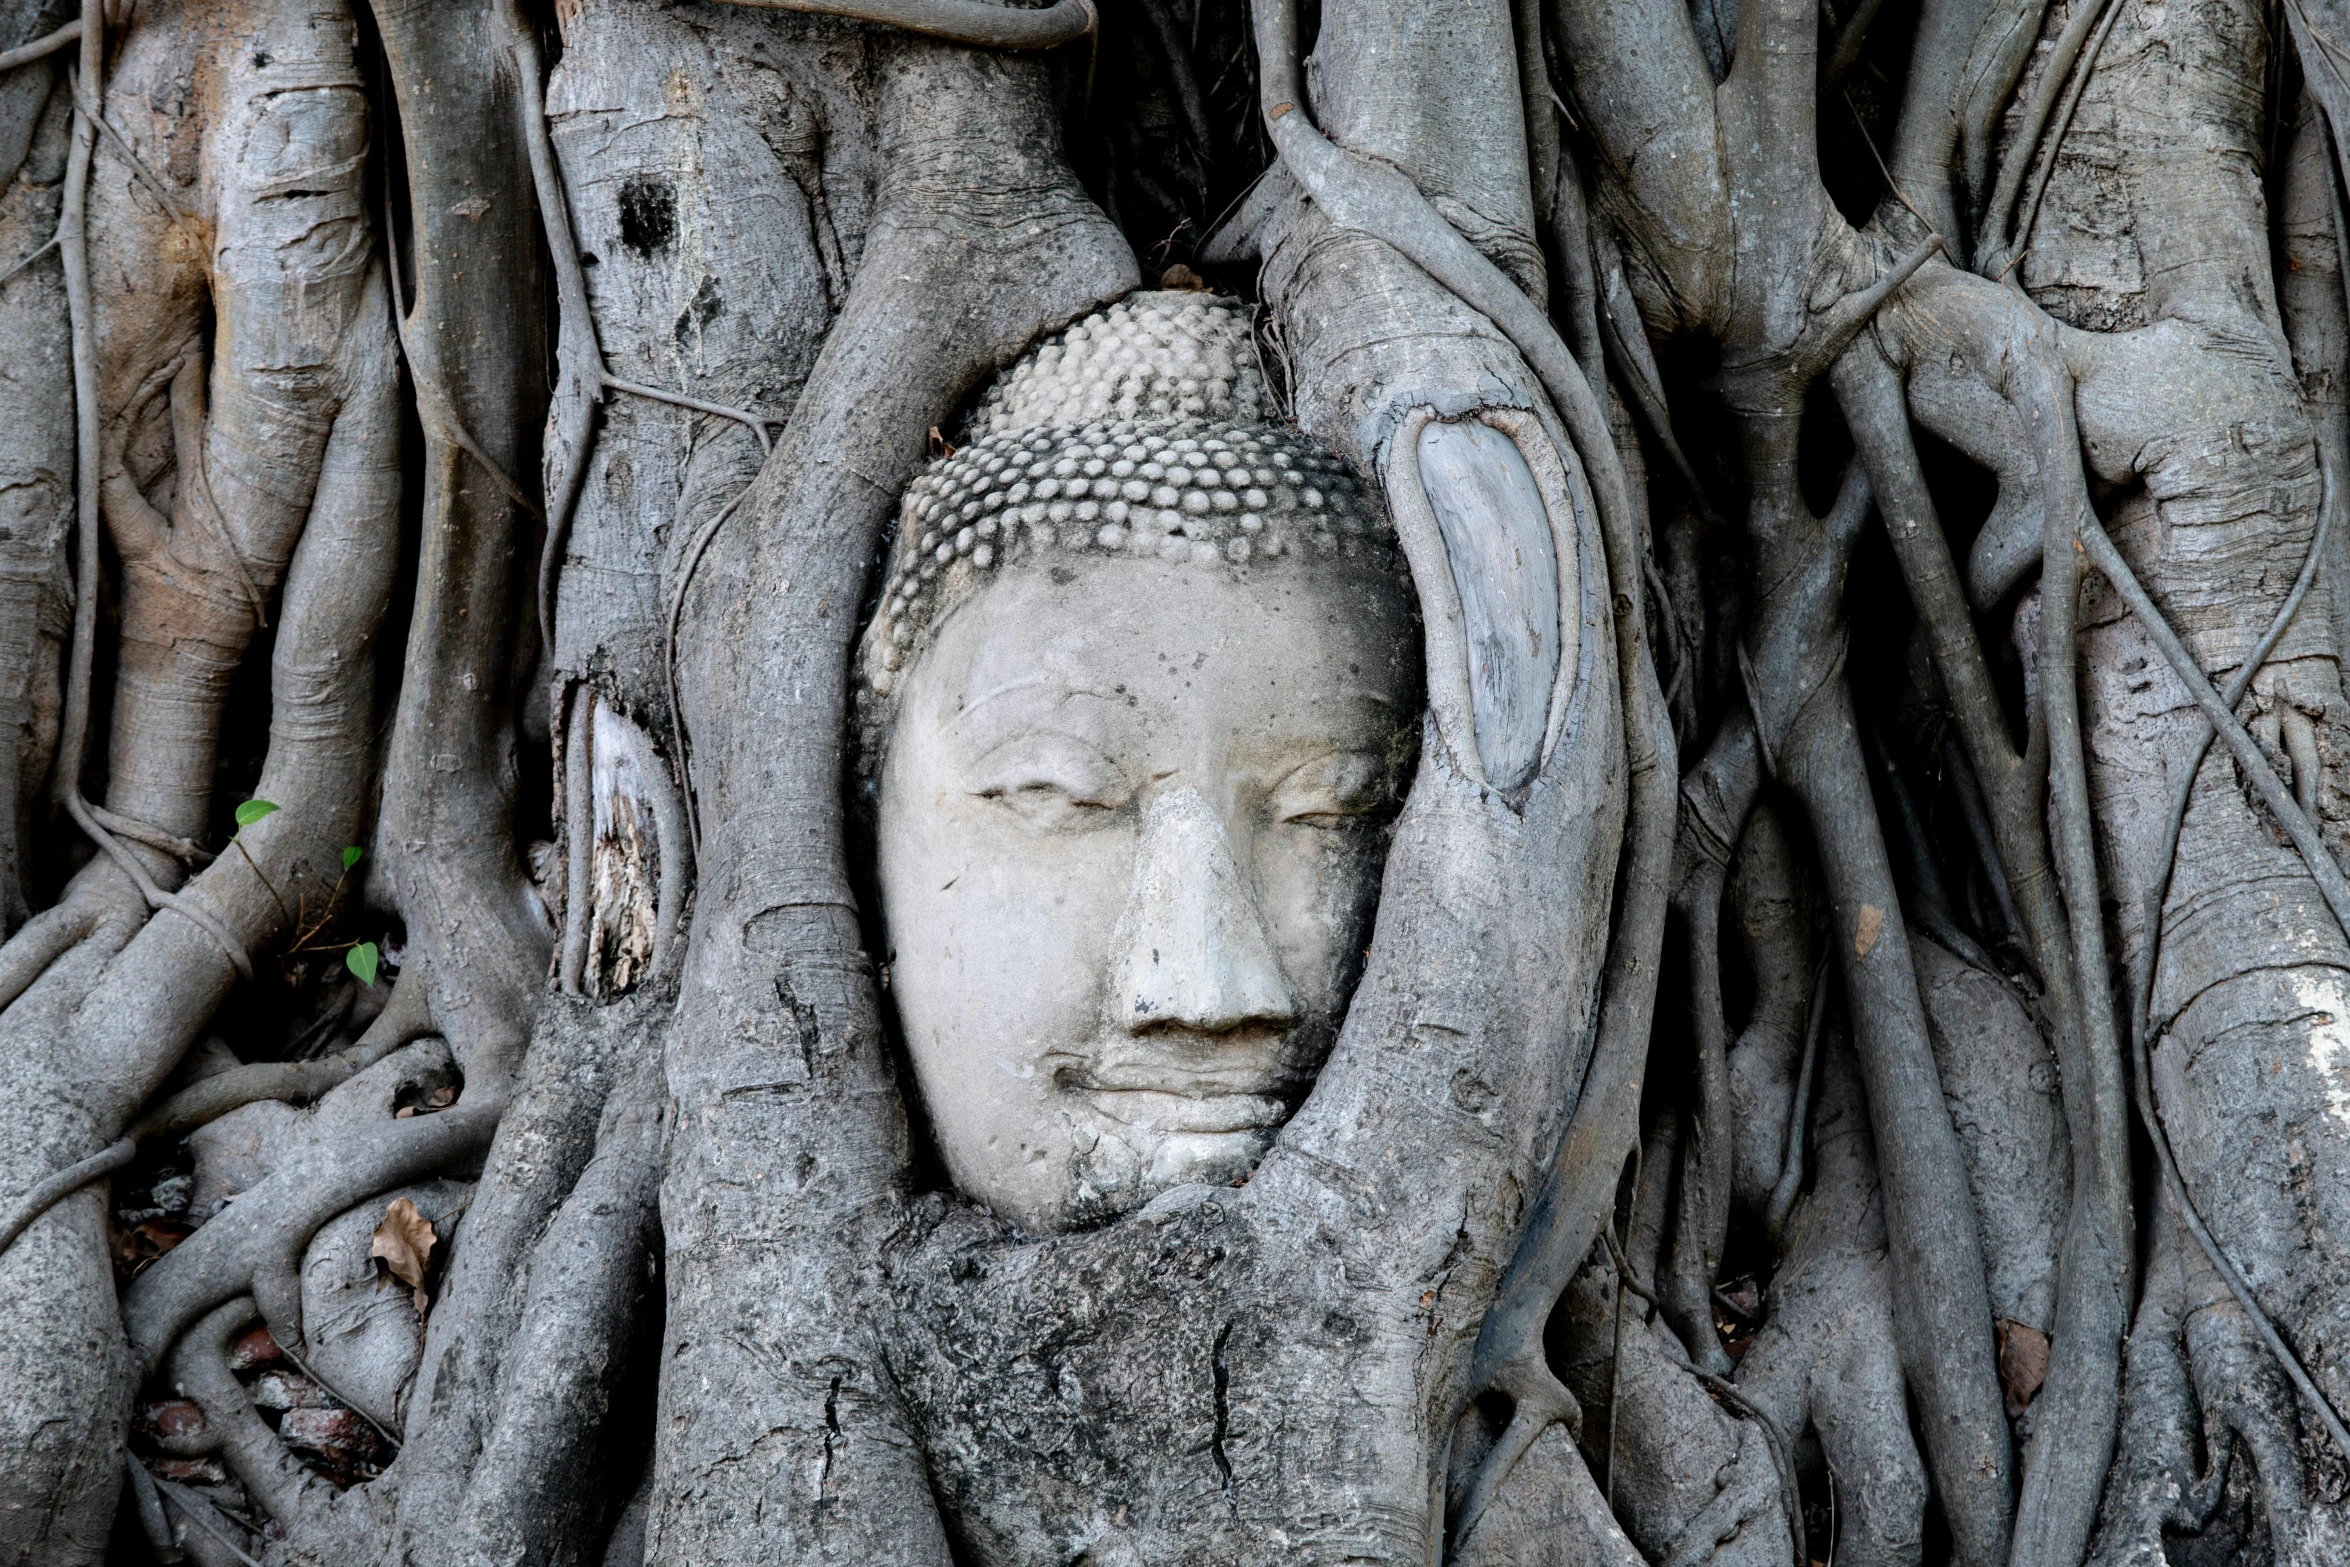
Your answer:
347;942;380;986
342;845;364;871
234;799;280;830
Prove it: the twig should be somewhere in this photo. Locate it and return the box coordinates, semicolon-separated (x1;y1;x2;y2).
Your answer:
0;234;56;289
232;839;293;930
272;1335;403;1452
152;1479;265;1567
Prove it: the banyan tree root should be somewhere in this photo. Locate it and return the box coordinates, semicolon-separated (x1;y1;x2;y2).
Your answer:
1547;1247;1793;1567
1732;1035;1928;1567
0;9;69;939
650;21;1140;1563
0;0;403;1544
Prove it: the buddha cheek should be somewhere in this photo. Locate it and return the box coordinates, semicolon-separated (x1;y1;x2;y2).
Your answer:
884;802;1131;1214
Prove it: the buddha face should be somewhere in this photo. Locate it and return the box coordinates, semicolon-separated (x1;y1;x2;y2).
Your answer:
875;553;1419;1232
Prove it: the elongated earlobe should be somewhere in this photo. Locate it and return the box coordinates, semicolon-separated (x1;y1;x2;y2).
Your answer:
1415;418;1560;792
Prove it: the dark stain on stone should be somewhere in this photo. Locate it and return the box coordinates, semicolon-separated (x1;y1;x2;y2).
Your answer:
618;177;677;255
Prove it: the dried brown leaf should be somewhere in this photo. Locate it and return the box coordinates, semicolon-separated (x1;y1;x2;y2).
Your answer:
370;1197;436;1291
1854;903;1885;959
1997;1317;2050;1416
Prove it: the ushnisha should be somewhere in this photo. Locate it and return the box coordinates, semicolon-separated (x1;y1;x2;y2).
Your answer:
856;290;1403;702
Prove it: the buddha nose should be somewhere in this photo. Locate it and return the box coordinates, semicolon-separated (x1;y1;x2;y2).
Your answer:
1110;787;1298;1034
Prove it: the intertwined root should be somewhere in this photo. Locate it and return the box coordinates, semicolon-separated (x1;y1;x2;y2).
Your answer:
0;0;401;1552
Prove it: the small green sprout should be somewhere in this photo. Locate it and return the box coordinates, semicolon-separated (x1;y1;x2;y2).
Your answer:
347;942;381;986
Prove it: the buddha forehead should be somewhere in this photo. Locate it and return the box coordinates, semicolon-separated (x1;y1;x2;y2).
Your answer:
855;290;1408;710
905;550;1419;772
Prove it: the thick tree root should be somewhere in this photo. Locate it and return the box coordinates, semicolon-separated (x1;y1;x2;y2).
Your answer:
123;1041;499;1375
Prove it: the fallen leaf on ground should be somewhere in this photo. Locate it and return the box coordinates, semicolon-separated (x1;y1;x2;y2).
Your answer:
1854;904;1885;958
370;1198;436;1294
1997;1317;2050;1416
111;1218;191;1282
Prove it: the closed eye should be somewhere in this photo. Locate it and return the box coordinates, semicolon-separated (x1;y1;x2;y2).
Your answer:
1269;751;1395;827
969;735;1127;828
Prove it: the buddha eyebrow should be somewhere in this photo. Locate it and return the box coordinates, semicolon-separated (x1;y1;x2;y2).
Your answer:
950;676;1129;724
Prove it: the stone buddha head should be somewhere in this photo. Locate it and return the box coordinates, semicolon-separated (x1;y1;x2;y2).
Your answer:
855;292;1423;1234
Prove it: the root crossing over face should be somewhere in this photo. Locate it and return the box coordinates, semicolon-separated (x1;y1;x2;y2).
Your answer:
872;551;1421;1232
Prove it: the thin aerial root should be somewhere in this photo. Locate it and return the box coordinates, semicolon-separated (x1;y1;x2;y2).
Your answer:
2002;0;2128;281
125;1453;178;1564
2076;514;2350;938
381;228;542;525
1979;0;2124;271
0;973;434;1256
0;16;78;70
1448;1359;1581;1550
53;0;100;817
0;963;435;1259
499;0;609;651
604;376;780;454
87;801;216;867
664;478;758;847
1683;1366;1805;1566
271;1335;402;1453
0;1136;132;1256
64;792;254;978
1716;236;1944;399
2115;469;2350;1464
559;683;594;995
66;76;191;220
137;959;434;1139
1604;1229;1804;1563
1803;233;1945;377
